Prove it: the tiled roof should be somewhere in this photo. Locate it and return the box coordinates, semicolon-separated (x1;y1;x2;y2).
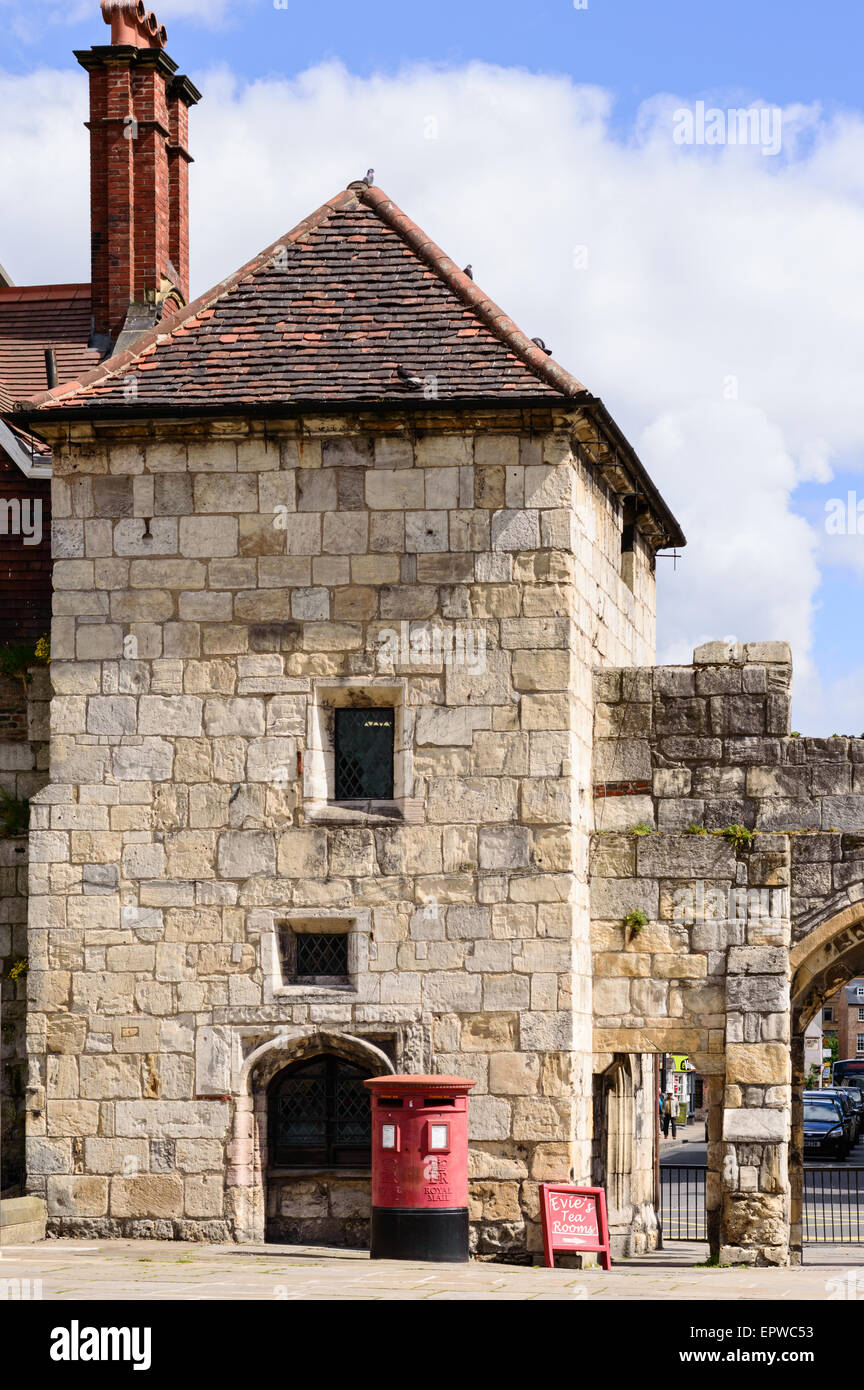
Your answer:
0;284;103;408
2;419;52;459
23;184;588;413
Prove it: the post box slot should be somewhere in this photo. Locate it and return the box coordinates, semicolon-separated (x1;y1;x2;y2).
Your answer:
378;1097;403;1107
425;1097;455;1107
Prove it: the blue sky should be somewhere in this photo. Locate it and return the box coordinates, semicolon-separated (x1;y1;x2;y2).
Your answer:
3;0;864;731
6;0;864;121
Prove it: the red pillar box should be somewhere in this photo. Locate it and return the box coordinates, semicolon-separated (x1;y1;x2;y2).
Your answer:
364;1074;475;1262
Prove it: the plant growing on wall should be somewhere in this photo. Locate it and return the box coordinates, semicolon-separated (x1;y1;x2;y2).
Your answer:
631;822;653;836
0;788;30;836
0;634;50;682
624;908;648;938
717;823;754;851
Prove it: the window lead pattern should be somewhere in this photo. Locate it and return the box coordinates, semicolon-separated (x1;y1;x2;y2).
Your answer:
334;707;394;800
268;1054;373;1168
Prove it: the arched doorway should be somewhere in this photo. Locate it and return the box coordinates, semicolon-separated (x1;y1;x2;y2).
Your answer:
790;906;864;1261
265;1051;375;1245
232;1031;394;1247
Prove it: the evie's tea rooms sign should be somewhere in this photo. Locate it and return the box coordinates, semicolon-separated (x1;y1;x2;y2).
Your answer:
539;1185;612;1270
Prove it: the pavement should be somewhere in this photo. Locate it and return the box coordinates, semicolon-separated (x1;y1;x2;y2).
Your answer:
2;1238;864;1300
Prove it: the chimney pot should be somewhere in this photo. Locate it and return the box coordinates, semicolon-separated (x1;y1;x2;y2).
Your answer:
100;1;167;49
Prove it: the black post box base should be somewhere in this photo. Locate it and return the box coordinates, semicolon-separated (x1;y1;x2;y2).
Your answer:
370;1206;469;1262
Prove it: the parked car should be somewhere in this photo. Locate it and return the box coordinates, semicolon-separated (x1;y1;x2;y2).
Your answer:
805;1090;856;1147
813;1088;860;1145
834;1085;864;1129
804;1096;851;1159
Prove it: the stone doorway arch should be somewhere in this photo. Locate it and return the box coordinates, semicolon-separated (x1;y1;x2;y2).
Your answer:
229;1030;394;1245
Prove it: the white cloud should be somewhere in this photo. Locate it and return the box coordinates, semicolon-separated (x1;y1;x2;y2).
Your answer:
2;57;864;731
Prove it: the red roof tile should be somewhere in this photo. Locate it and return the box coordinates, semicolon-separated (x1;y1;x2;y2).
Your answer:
23;185;588;413
0;283;102;408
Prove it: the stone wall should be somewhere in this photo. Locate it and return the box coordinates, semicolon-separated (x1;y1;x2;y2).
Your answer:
27;407;657;1251
0;667;50;1193
590;639;864;1265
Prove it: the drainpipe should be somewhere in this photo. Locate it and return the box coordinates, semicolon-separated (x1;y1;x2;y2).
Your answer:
44;349;58;391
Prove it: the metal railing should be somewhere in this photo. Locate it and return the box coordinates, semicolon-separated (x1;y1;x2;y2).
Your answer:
661;1164;864;1244
804;1168;864;1244
659;1165;706;1240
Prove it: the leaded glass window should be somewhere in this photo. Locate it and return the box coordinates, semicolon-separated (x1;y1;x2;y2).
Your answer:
280;928;349;985
334;707;394;801
268;1055;373;1168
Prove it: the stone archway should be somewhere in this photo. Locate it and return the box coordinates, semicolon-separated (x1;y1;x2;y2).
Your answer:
228;1030;394;1245
788;907;864;1260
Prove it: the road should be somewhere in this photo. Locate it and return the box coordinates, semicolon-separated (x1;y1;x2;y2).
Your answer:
660;1124;864;1169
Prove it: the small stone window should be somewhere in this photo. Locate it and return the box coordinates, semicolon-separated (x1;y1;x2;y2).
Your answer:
824;1008;834;1022
280;924;349;987
334;707;394;801
858;1034;864;1056
302;679;418;823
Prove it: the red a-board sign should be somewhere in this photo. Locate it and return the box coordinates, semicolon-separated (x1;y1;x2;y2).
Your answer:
539;1184;612;1270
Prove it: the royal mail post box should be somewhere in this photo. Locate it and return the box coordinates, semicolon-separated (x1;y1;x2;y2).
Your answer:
364;1074;475;1262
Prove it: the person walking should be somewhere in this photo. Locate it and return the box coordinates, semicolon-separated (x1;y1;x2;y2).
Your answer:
662;1092;678;1139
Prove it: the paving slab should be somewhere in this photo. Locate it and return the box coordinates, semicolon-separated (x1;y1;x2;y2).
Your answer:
1;1238;863;1300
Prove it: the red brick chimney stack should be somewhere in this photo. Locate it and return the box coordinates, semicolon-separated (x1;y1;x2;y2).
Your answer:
77;2;201;351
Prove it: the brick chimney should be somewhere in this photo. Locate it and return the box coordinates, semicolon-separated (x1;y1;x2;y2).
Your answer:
76;2;201;353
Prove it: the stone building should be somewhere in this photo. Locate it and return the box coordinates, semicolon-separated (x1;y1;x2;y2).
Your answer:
5;0;684;1256
5;2;864;1267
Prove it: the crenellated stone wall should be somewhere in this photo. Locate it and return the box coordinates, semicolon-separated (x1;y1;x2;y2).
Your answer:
25;406;656;1253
